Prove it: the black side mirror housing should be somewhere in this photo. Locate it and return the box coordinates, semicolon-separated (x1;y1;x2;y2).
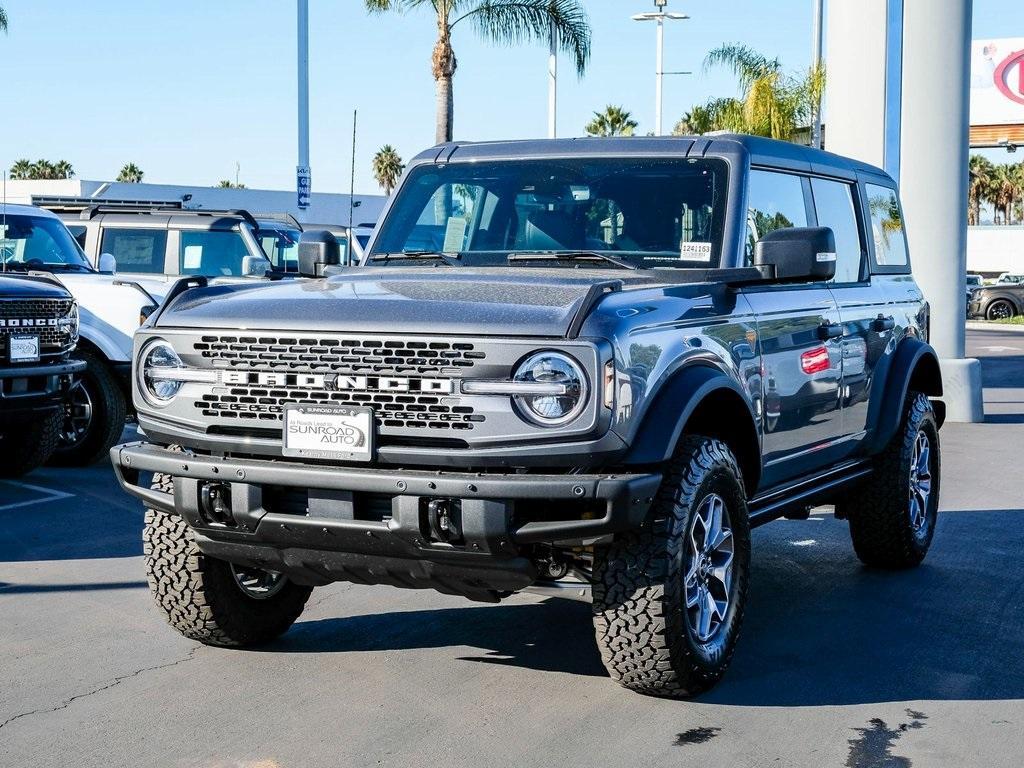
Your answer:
753;226;837;283
298;231;341;278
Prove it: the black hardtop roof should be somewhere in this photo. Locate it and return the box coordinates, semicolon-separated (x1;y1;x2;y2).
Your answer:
411;134;894;185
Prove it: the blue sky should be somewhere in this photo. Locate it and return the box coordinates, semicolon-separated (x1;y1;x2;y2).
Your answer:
0;1;1018;195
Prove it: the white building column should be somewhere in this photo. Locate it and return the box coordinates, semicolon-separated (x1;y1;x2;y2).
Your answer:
899;0;983;422
826;0;983;422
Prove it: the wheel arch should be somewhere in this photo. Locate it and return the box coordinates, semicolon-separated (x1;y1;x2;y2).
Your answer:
864;338;943;454
622;364;762;494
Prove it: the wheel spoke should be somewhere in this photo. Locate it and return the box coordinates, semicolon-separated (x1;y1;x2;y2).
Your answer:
697;589;714;639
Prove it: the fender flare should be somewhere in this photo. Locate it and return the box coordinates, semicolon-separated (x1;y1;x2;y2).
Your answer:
863;337;943;454
622;364;760;477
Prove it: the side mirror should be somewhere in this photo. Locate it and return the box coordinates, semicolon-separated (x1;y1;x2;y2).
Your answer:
241;255;269;278
98;252;117;273
753;227;836;283
298;230;341;278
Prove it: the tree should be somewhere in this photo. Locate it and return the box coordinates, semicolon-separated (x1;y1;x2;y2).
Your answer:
372;145;405;196
9;159;32;180
52;160;74;179
217;180;246;189
585;105;638;137
968;155;994;226
365;0;590;145
676;43;824;141
116;163;144;183
0;6;8;34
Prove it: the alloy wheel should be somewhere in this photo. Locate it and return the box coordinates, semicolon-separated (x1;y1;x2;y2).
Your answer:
908;430;933;532
684;493;735;643
230;563;287;600
61;381;93;447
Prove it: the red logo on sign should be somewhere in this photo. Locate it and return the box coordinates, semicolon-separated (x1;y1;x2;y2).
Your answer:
994;49;1024;105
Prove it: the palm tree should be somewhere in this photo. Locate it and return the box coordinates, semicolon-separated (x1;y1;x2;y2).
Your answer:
372;145;405;196
365;0;590;144
9;159;32;180
0;6;8;34
673;98;745;136
29;160;55;179
217;180;246;189
677;44;823;141
990;165;1016;225
968;155;994;226
52;160;75;179
585;105;638;137
116;163;144;183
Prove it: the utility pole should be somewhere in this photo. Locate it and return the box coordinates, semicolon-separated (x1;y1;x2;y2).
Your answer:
811;0;824;149
632;1;689;136
297;0;311;209
548;20;558;139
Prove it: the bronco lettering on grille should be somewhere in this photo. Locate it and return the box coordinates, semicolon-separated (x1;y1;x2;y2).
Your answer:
0;318;71;328
219;371;454;394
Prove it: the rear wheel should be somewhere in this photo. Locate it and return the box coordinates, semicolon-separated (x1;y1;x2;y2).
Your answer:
839;392;940;568
986;299;1016;321
49;348;126;466
592;437;751;697
144;472;312;646
0;410;62;478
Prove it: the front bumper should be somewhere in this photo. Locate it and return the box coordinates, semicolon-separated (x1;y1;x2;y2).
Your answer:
111;442;662;600
0;358;86;415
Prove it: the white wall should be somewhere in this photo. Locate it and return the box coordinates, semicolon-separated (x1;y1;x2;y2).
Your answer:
967;226;1024;275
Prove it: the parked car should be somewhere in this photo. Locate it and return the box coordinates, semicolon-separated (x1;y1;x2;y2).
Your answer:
111;135;944;699
968;281;1024;320
995;272;1024;285
0;271;85;475
37;198;273;282
1;203;160;464
966;273;984;295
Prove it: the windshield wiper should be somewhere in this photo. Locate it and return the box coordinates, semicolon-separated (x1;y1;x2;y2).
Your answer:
369;251;462;266
507;251;637;270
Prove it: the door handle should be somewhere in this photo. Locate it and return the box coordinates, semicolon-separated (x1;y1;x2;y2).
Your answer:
817;322;843;340
871;314;895;332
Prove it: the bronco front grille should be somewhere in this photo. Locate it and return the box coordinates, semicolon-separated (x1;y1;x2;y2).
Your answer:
193;335;486;376
0;298;76;357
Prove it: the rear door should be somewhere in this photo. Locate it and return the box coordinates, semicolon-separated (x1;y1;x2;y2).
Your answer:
740;169;845;487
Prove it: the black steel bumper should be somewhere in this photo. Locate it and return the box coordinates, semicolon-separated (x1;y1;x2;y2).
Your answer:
0;358;85;415
110;442;662;600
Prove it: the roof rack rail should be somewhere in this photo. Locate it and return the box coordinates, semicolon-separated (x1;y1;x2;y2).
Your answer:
253;212;303;230
32;196;259;229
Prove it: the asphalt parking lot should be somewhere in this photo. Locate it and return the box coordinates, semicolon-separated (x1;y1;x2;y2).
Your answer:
1;327;1022;768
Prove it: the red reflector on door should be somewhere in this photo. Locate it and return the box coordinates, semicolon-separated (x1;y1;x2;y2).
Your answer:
800;346;831;374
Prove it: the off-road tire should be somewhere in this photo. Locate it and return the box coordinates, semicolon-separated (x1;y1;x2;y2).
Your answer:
0;410;63;478
840;392;940;568
50;348;126;467
592;437;751;698
143;472;313;646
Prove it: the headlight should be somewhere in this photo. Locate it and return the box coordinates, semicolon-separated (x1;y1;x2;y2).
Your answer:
139;339;186;405
512;351;588;426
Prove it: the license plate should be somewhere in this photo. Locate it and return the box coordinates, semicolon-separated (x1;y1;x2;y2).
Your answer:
10;335;40;363
282;404;374;462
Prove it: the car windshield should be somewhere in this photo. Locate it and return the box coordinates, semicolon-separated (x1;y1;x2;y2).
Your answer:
257;225;303;271
0;213;93;271
369;157;729;268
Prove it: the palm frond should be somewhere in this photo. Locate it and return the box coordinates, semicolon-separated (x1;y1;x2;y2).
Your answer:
456;0;590;75
0;7;8;33
704;43;781;91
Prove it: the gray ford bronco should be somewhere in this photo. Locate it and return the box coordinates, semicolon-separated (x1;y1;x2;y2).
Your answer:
111;135;944;697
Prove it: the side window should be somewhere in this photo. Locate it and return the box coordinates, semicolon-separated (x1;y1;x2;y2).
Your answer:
100;228;168;274
865;184;909;267
745;170;808;265
179;230;251;276
810;178;863;283
66;225;87;251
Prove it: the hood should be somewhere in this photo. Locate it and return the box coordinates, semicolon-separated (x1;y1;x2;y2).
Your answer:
0;273;72;299
157;268;659;337
42;272;171;303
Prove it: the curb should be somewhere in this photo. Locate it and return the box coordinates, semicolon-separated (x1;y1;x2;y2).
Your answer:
967;321;1024;333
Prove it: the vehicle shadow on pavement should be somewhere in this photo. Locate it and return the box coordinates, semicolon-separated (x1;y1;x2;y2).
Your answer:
271;508;1024;705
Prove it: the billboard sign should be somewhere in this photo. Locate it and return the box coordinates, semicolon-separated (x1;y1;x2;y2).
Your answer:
971;38;1024;125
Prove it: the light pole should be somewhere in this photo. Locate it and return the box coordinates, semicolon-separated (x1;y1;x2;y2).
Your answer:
810;0;824;149
297;0;311;210
632;1;689;136
548;20;557;138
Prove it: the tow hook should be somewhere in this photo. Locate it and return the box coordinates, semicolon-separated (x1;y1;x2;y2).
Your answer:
200;482;234;526
426;498;462;544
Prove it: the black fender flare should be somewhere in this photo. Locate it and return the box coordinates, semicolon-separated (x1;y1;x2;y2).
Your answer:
621;364;761;485
863;337;943;454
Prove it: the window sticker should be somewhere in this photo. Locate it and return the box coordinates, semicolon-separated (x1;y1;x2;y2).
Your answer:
680;241;713;262
442;217;468;253
183;244;203;270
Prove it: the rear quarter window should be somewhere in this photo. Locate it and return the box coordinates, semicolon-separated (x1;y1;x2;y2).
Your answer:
865;184;909;270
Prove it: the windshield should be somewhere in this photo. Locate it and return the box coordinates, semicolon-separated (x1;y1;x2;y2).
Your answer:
257;226;303;271
369;157;728;268
0;213;93;271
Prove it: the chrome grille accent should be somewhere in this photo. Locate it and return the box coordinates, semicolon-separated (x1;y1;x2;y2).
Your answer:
193;335;486;375
0;298;75;357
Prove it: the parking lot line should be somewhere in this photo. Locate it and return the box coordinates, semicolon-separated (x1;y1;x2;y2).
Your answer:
0;480;75;512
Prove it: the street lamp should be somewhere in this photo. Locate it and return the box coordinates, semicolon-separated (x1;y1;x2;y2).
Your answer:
632;1;689;136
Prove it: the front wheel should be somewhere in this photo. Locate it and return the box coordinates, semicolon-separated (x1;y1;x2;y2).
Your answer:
592;437;751;698
144;472;312;646
49;348;126;466
839;392;940;568
986;300;1016;321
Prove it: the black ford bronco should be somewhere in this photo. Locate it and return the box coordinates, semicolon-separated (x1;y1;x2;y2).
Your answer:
111;135;943;697
0;272;84;476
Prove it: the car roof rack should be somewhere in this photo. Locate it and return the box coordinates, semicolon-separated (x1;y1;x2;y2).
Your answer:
32;196;259;229
253;212;303;230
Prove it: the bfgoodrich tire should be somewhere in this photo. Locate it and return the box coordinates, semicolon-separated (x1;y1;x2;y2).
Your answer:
49;348;126;467
0;410;62;478
143;472;313;646
839;392;940;569
592;437;751;698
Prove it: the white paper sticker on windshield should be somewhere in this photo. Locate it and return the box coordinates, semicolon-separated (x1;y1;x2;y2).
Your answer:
183;245;203;270
680;241;713;262
442;217;468;253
